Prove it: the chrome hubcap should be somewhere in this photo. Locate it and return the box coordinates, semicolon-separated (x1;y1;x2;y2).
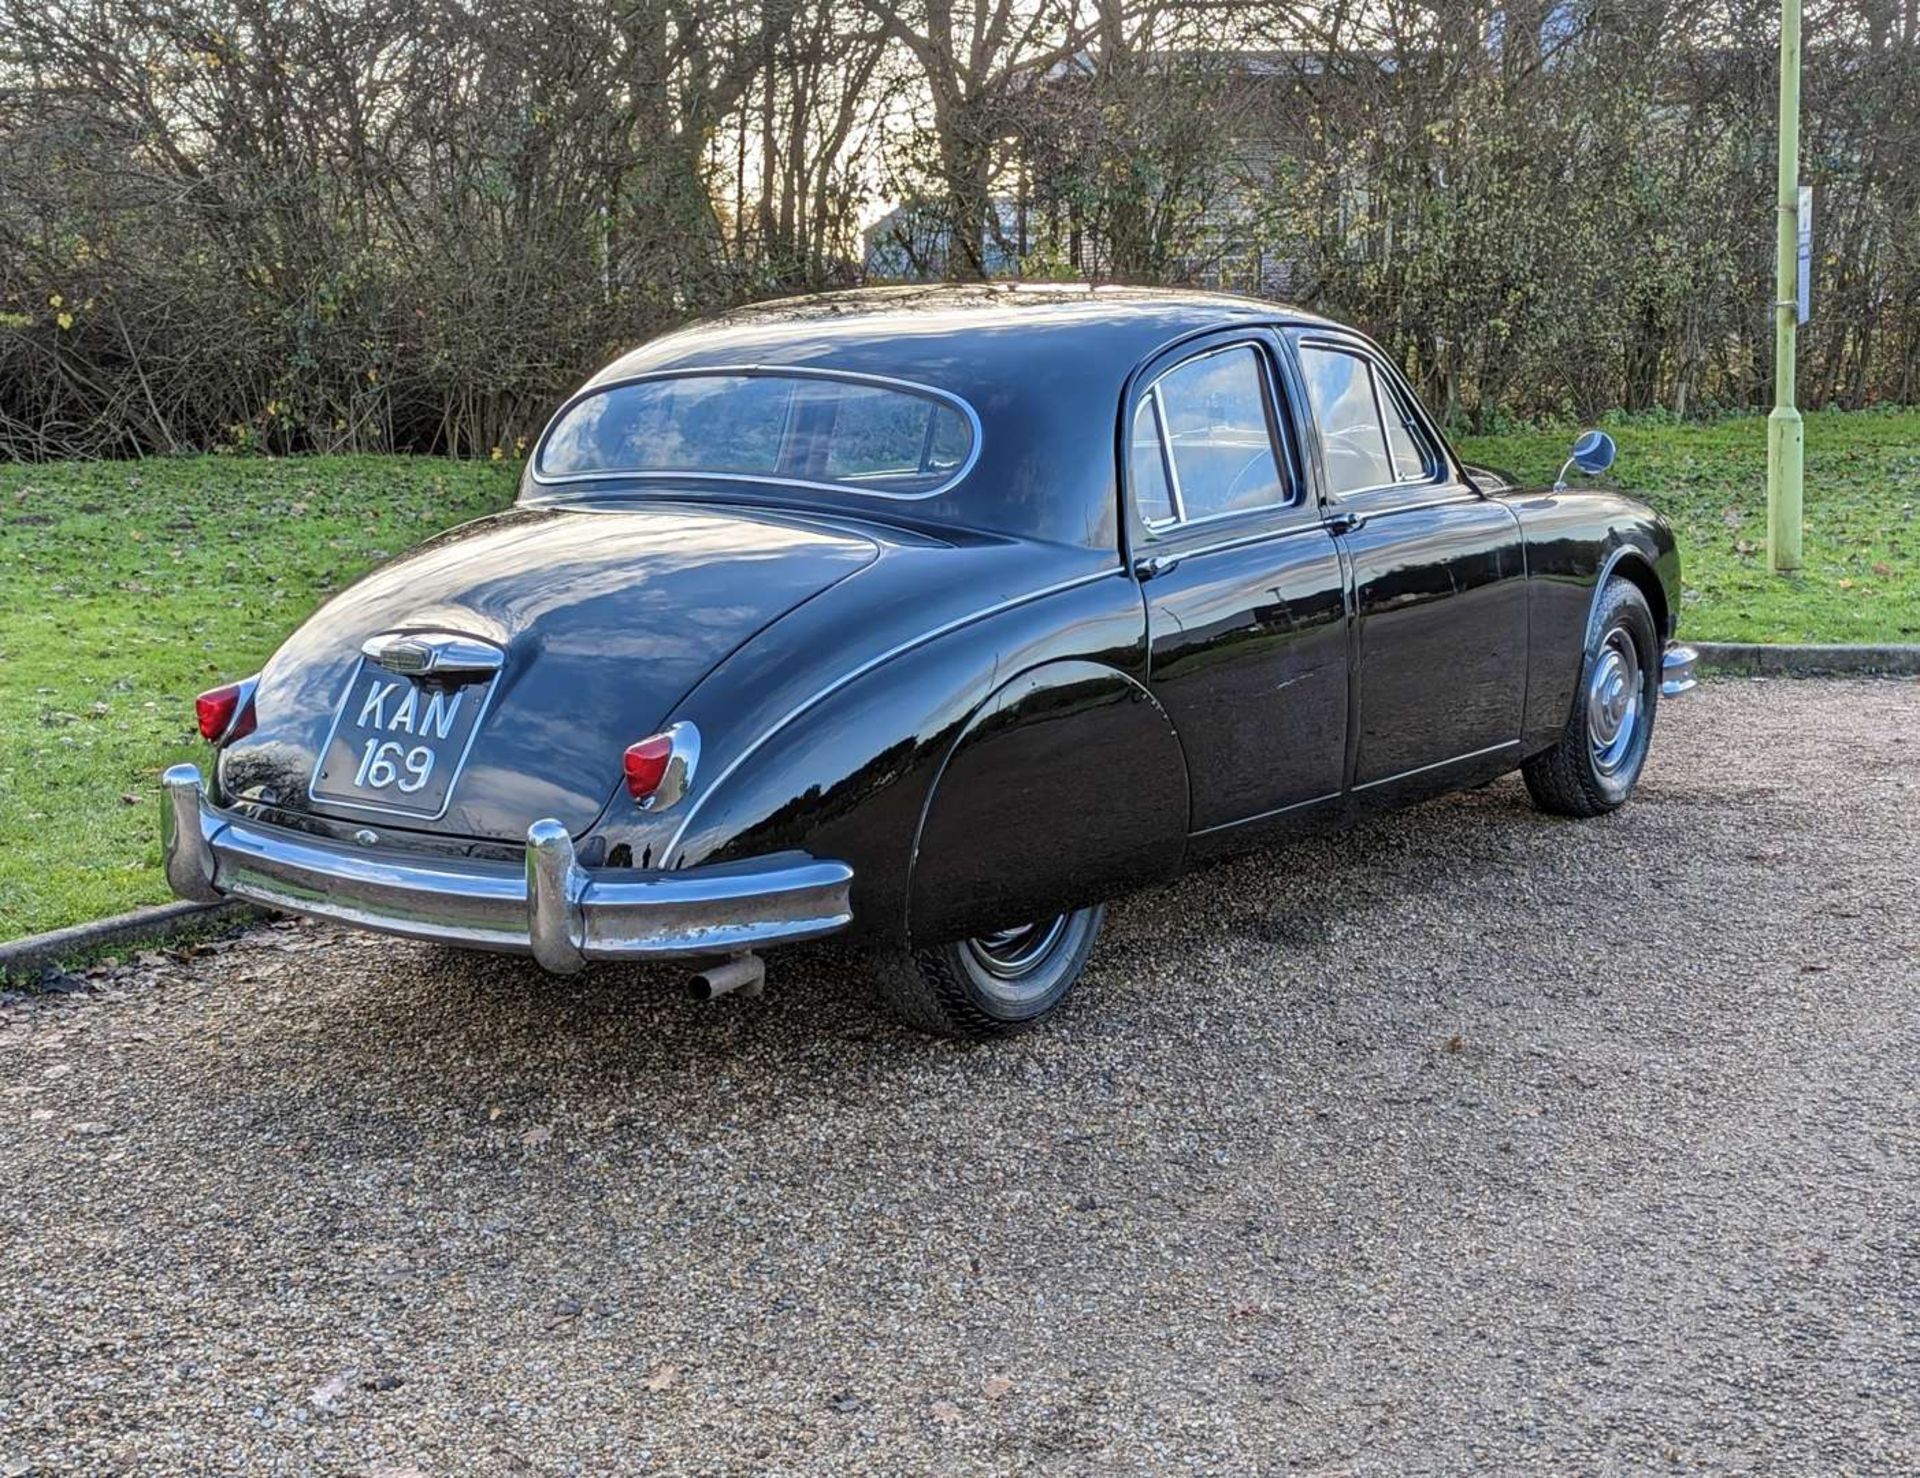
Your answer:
963;915;1071;981
1586;625;1643;775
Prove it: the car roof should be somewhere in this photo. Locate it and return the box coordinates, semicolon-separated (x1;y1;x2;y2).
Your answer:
545;286;1358;552
589;283;1344;393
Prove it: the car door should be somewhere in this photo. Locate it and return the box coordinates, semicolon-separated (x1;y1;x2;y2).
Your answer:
1286;332;1528;795
1129;334;1349;837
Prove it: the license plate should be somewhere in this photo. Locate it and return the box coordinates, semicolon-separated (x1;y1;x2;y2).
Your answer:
309;660;495;820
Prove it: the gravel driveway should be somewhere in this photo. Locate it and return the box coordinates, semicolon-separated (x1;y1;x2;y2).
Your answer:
2;678;1914;1475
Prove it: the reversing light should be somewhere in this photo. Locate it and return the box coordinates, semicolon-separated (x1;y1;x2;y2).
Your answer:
621;722;700;809
195;678;259;744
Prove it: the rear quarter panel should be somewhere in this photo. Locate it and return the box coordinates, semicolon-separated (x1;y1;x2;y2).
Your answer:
603;543;1183;947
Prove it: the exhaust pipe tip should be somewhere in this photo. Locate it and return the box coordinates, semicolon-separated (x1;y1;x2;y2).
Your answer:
686;952;765;1002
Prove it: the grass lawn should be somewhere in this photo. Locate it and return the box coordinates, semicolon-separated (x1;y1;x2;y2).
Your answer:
1457;410;1919;645
1;456;516;942
3;409;1915;940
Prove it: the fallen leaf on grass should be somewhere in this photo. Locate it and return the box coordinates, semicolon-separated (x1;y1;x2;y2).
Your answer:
1872;561;1894;578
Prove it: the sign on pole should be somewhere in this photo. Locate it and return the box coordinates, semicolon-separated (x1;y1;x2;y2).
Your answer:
1797;184;1813;324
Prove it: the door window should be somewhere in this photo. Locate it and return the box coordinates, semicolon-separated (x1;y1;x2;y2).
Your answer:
1129;397;1176;525
1380;375;1438;482
1298;346;1395;495
1131;345;1288;526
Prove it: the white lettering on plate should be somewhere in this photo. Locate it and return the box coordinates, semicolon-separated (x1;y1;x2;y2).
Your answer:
357;680;397;729
422;688;463;739
354;678;465;738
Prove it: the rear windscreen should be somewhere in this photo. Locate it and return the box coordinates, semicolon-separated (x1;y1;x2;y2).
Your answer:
537;372;976;495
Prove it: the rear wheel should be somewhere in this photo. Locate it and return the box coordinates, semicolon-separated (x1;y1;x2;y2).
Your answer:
871;905;1106;1040
1523;575;1660;817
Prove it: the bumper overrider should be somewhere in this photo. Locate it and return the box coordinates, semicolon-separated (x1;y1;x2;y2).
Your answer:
1662;642;1698;697
160;765;853;974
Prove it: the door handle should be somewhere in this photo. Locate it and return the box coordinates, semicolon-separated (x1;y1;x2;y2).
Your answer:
1325;510;1366;536
1133;553;1181;581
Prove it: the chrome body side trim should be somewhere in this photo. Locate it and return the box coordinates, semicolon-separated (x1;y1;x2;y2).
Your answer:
162;765;853;970
1190;789;1342;839
529;364;984;500
1661;643;1698;697
1349;739;1520;793
659;569;1118;865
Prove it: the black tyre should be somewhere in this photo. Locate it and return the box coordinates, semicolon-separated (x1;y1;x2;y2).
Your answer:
870;905;1107;1040
1523;575;1660;817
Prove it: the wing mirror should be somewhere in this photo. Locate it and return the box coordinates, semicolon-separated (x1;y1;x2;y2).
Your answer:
1555;429;1616;491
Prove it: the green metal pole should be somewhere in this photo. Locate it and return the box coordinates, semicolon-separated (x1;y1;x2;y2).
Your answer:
1767;0;1804;572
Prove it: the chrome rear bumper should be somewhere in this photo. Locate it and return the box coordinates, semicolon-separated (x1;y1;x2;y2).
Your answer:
161;764;853;974
1661;642;1699;698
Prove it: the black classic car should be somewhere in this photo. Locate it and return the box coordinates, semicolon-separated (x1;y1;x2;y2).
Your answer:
163;285;1696;1037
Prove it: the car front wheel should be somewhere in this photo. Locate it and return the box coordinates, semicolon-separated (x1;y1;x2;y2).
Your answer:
1523;574;1661;817
871;905;1107;1039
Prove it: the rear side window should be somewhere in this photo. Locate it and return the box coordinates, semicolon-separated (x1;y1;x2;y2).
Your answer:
1131;345;1289;526
537;372;976;496
1298;347;1394;495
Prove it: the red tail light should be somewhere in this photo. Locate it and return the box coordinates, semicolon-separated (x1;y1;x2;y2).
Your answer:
195;679;258;744
622;734;674;801
621;723;699;809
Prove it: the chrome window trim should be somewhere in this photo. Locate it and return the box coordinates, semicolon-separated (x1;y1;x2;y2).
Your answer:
660;568;1119;866
1131;339;1299;536
1294;339;1416;500
528;364;984;501
1372;365;1442;485
1149;386;1185;525
1294;334;1463;497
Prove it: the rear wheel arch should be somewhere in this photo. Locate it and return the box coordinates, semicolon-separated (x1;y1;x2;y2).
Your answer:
905;658;1189;948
